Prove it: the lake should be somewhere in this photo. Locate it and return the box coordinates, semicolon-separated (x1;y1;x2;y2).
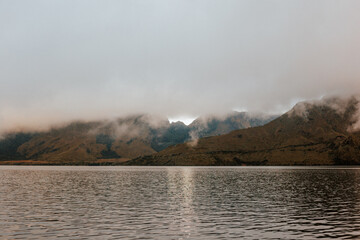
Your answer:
0;166;359;239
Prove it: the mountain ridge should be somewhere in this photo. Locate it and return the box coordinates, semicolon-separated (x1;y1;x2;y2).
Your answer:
127;96;360;166
0;112;276;165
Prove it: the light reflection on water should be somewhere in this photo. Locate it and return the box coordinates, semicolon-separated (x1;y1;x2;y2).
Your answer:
0;166;360;239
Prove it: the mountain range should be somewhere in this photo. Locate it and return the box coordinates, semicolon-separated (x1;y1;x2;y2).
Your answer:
1;96;359;166
0;112;276;165
128;96;360;166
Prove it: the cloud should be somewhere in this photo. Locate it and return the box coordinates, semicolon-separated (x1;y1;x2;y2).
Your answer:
347;96;360;132
85;114;170;140
1;0;360;132
287;95;360;132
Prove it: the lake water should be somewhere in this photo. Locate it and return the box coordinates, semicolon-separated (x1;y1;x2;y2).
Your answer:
0;166;360;239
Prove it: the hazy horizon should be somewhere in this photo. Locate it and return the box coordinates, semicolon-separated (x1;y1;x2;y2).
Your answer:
1;0;360;133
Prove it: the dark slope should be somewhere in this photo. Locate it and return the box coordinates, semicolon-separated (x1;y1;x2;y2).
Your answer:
0;133;37;160
128;96;360;166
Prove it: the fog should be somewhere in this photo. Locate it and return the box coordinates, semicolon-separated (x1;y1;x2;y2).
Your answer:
1;0;360;132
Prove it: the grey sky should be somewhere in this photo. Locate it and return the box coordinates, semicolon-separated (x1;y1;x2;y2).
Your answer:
1;0;360;131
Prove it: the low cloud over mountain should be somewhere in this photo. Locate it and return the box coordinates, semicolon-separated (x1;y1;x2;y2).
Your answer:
129;96;360;166
0;111;275;164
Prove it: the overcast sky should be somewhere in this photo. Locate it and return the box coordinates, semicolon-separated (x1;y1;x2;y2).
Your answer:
1;0;360;131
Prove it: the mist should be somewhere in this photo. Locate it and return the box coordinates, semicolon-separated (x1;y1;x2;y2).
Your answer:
1;0;360;133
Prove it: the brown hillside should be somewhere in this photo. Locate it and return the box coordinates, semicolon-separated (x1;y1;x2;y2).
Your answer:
16;118;157;165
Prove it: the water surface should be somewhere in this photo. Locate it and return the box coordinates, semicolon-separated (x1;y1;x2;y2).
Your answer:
0;166;360;239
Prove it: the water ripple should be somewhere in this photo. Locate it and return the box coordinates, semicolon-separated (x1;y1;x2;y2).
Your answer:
0;166;360;239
